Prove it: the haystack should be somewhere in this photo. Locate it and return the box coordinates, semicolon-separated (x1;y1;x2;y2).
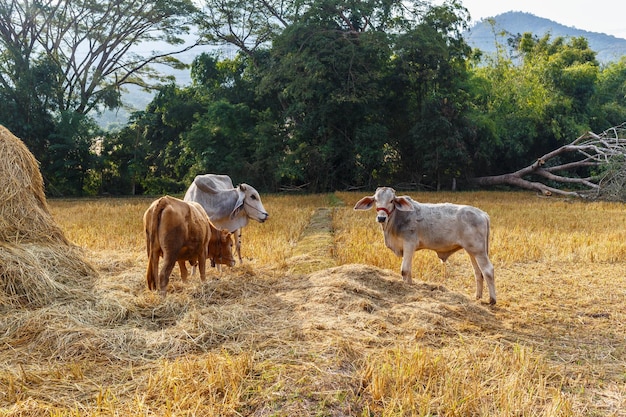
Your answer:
0;125;97;308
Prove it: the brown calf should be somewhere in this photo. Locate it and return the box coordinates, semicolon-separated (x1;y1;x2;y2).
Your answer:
143;195;234;296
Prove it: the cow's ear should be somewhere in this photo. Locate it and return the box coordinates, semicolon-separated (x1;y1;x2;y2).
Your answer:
354;196;375;211
393;196;415;211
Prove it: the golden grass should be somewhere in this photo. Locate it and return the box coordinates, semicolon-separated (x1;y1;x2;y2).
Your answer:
1;190;625;416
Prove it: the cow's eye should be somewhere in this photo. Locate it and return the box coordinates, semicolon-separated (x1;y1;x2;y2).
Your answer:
251;195;257;200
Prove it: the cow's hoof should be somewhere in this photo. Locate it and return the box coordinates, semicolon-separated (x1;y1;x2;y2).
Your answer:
489;298;496;305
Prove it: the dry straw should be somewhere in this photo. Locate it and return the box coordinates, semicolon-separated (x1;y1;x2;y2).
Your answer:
0;125;97;308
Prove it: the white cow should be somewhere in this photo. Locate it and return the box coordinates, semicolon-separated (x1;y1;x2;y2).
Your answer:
354;187;496;305
184;174;269;263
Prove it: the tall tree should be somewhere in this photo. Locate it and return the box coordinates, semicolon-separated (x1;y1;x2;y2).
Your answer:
196;0;296;63
386;1;473;189
589;56;626;132
467;32;601;178
0;0;200;115
256;0;402;190
0;0;200;194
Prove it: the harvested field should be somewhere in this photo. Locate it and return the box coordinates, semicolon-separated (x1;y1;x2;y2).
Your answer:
1;187;625;416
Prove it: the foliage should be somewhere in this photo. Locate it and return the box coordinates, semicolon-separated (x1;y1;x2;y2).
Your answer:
468;31;606;178
45;111;102;196
589;57;626;131
2;0;626;196
0;0;199;193
386;2;474;188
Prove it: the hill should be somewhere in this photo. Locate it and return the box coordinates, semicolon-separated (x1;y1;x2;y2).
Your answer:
465;11;626;63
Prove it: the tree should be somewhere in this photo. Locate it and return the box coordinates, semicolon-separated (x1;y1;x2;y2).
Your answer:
99;111;154;195
467;32;601;180
197;0;293;62
0;0;200;193
385;1;473;190
256;1;398;191
589;57;626;132
46;111;100;195
0;0;200;115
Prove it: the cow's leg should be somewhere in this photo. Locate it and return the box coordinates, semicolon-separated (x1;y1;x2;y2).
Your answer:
146;265;156;291
198;254;207;282
469;253;496;305
479;255;496;305
468;255;484;300
178;260;189;282
400;243;416;284
235;229;242;264
158;256;177;297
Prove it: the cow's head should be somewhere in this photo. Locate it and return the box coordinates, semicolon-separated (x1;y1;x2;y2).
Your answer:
354;187;414;223
232;183;269;223
210;228;236;267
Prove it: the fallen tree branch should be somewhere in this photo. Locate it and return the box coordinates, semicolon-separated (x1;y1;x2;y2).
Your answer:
470;123;626;199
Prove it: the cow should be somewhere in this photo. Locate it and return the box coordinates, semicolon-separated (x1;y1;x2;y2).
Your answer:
208;223;236;268
143;195;235;296
354;187;496;305
184;174;269;264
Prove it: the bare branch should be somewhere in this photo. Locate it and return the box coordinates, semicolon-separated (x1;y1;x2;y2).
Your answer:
471;123;626;199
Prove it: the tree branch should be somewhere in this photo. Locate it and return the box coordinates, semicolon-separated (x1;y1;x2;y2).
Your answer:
470;123;626;198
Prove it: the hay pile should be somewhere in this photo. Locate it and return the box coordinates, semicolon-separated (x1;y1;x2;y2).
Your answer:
277;263;497;347
0;125;97;308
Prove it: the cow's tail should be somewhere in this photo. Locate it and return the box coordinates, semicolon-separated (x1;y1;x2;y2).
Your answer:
146;197;169;291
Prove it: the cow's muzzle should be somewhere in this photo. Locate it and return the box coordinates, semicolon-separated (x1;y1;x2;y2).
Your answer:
245;201;269;223
376;207;392;223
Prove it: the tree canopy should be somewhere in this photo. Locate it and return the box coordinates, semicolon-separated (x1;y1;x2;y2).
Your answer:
1;0;626;197
0;0;200;194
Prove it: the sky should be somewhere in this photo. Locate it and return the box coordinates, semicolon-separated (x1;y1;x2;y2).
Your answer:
457;0;626;40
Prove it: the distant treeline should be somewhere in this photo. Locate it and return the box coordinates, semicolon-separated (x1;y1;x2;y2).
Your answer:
1;0;625;195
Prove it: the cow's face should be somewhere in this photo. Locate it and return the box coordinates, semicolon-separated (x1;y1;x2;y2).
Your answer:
211;229;236;267
240;184;269;223
354;187;414;223
373;187;397;223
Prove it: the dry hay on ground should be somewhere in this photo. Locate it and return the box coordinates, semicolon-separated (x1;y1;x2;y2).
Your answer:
9;191;619;414
0;183;503;413
1;255;500;412
0;125;97;309
277;263;497;347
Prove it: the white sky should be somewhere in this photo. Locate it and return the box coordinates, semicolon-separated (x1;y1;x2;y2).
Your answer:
458;0;626;40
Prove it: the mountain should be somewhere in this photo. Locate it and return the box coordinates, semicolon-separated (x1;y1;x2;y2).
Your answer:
465;11;626;64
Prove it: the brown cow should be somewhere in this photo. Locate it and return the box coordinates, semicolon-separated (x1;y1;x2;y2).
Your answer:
189;222;236;276
208;223;236;268
143;195;235;296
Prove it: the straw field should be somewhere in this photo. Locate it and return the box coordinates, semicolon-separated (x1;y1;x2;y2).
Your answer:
2;184;626;415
